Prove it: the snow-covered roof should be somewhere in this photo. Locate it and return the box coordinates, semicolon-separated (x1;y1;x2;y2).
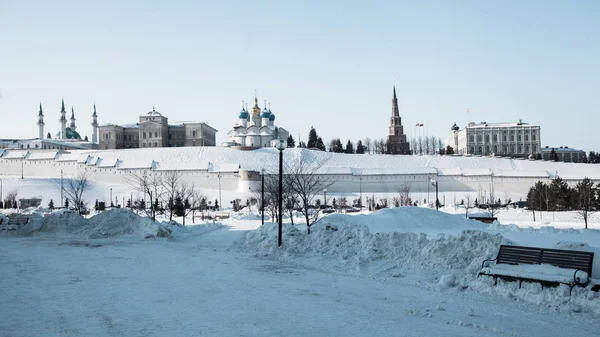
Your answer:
208;163;239;173
77;155;92;164
154;161;210;171
2;150;29;159
121;123;139;128
55;152;80;162
27;150;59;160
96;157;119;168
352;167;437;176
541;147;583;153
466;121;539;129
461;168;492;176
495;170;549;178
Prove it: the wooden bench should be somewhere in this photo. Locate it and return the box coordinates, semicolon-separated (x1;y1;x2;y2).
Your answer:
468;216;498;224
479;245;594;294
2;215;30;230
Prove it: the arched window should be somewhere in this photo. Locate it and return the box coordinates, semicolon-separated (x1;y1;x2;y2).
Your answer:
492;134;497;142
484;135;489;143
493;145;497;153
478;146;482;153
477;134;482;142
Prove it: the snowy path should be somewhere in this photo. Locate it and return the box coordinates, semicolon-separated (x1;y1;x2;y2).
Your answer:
1;227;597;337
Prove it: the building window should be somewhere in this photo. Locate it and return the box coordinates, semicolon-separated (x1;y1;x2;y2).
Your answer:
143;132;147;139
518;145;522;153
192;130;197;137
155;132;158;138
502;134;506;142
478;146;482;154
517;134;521;141
532;133;537;141
525;134;529;141
169;134;172;140
154;141;158;147
493;145;497;153
511;134;514;141
511;145;515;153
503;145;508;153
470;146;474;153
493;134;497;142
469;135;474;142
525;144;530;153
484;135;489;143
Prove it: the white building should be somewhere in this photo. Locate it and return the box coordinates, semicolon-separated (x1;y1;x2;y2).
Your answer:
226;97;289;148
447;120;541;157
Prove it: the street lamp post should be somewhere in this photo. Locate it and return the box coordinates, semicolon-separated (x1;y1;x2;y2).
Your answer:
21;154;25;179
359;173;363;209
261;168;265;225
60;169;64;208
275;139;287;247
430;178;439;211
324;188;327;208
217;171;222;210
110;188;113;207
0;178;2;208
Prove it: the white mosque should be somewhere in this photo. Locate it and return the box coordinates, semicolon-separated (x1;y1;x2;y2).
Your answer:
0;99;98;150
225;96;289;148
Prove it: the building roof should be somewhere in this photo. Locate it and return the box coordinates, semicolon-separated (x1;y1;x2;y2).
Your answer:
541;146;583;153
466;120;539;129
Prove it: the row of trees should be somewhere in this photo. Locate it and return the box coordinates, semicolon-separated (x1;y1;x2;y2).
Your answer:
526;177;599;228
254;154;334;234
290;127;452;155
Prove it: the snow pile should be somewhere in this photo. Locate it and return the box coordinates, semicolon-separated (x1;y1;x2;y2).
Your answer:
319;207;489;236
17;208;175;239
243;221;511;276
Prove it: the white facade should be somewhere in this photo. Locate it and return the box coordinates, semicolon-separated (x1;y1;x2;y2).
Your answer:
448;120;541;157
227;97;289;148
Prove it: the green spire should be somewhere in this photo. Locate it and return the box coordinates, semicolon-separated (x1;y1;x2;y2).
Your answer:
71;107;75;119
38;102;43;116
61;98;66;113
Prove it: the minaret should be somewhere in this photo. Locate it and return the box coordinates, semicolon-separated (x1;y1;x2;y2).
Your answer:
59;99;67;139
91;103;98;144
37;103;45;139
70;107;77;131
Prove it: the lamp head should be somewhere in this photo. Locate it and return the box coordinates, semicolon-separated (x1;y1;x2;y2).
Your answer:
274;139;287;151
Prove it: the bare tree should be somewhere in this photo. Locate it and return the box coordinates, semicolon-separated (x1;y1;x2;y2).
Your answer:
5;189;18;209
464;193;472;218
575;177;596;229
399;182;411;206
125;170;162;221
487;175;499;218
161;170;183;221
417;137;424;155
62;170;92;214
364;137;372;154
178;182;203;225
437;138;444;155
286;155;334;234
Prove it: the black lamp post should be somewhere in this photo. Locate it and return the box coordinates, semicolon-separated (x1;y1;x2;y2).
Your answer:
430;178;439;210
275;139;287;247
261;168;265;225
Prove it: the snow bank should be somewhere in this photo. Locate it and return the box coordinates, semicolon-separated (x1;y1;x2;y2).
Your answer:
243;222;510;276
14;209;176;240
319;207;488;236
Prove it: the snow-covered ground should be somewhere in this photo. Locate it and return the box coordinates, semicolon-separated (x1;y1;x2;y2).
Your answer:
2;205;600;336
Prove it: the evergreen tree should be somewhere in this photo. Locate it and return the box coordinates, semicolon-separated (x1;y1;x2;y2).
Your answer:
548;177;571;211
174;196;184;217
526;181;549;211
298;141;307;148
307;127;318;148
94;199;99;211
46;132;52;139
215;199;219;210
287;134;295;148
48;199;54;210
345;140;354;154
356;140;365;154
84;135;89;141
139;199;146;211
575;177;596;229
550;148;558;161
446;145;454;155
316;137;326;151
580;151;588;163
331;139;344;153
65;198;69;209
536;153;542;160
126;199;132;208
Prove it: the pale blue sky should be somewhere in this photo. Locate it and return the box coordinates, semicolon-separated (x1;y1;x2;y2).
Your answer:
1;0;598;150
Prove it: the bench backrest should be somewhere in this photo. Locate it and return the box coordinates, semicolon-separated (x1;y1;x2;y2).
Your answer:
7;216;29;225
497;245;594;275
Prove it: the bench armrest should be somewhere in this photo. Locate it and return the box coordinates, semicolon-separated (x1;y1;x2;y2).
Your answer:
481;258;497;269
573;269;590;285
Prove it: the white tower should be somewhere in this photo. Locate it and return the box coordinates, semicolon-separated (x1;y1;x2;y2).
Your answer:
261;100;270;127
91;103;98;144
37;103;45;139
59;99;67;139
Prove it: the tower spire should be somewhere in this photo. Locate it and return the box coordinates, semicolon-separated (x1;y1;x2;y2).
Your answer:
393;85;397;101
38;102;43;116
392;85;400;118
93;103;97;117
61;98;66;112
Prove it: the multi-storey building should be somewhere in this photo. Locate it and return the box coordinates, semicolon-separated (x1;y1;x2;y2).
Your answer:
99;108;217;150
447;120;541;157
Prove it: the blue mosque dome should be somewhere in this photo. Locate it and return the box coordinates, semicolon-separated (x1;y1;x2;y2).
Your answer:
260;107;271;118
65;127;81;140
238;108;249;120
269;111;275;121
